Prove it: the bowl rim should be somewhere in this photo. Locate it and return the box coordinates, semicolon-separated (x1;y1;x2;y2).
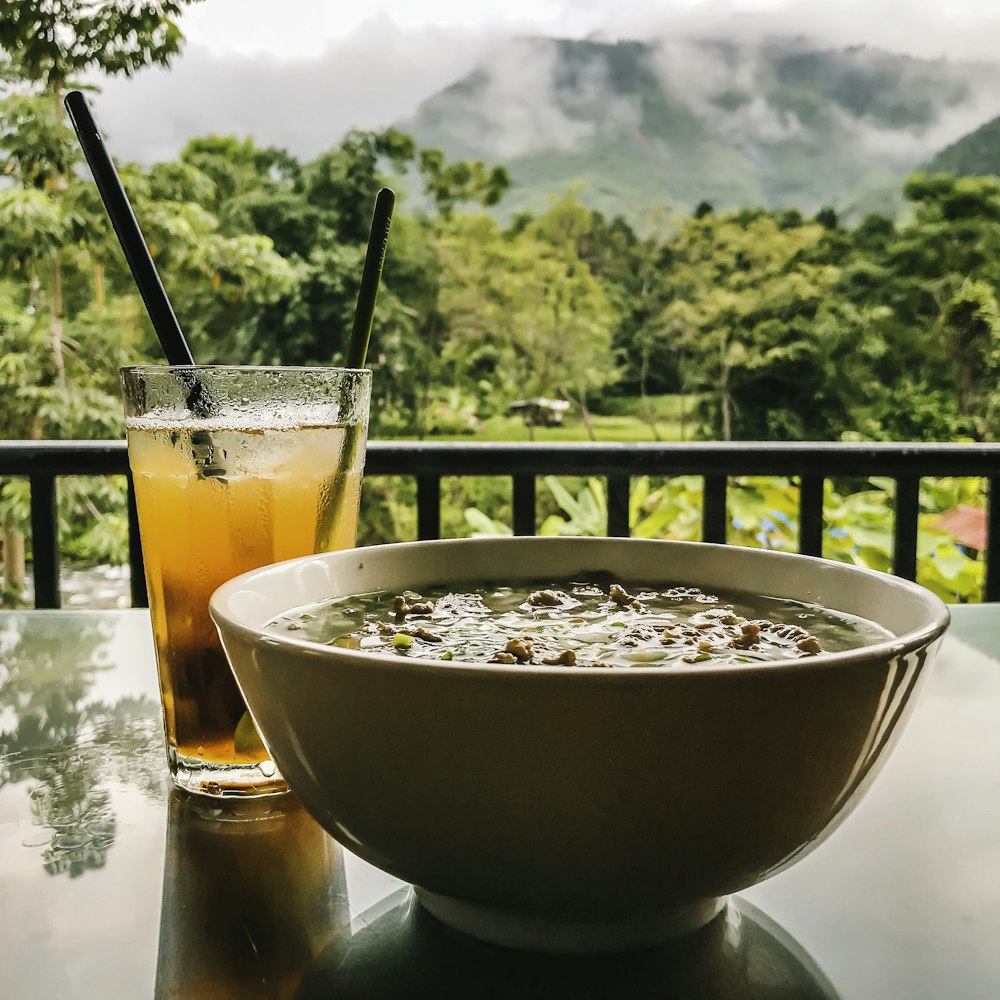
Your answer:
210;537;951;679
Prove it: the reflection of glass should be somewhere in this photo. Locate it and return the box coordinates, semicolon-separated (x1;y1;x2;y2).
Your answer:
156;790;349;1000
122;365;371;798
297;893;840;1000
0;613;167;877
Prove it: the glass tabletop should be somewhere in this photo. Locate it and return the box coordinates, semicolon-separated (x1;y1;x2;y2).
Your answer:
1;606;998;999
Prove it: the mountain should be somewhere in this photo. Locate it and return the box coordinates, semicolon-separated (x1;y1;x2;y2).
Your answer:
924;113;1000;176
397;35;1000;224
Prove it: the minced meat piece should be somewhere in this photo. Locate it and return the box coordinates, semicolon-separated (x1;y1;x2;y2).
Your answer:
528;589;569;607
401;626;443;643
489;652;518;664
541;650;577;666
763;621;813;644
376;622;443;643
613;623;660;647
730;622;761;650
609;584;638;607
392;596;435;617
503;637;534;663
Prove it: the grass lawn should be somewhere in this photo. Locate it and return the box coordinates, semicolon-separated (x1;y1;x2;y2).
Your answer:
392;395;702;443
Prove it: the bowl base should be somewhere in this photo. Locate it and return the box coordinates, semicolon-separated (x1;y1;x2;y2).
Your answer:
413;888;726;954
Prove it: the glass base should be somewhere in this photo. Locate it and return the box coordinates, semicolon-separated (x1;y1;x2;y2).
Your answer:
169;749;288;798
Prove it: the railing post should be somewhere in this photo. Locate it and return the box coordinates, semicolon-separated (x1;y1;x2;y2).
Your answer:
986;477;1000;602
893;476;920;581
512;475;536;536
417;475;441;541
798;474;824;557
702;475;727;544
606;475;630;537
29;472;60;609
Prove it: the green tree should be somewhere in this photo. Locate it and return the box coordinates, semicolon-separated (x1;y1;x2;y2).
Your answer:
419;148;511;218
206;131;514;435
661;211;860;440
0;0;205;381
0;1;201;110
941;278;1000;436
0;93;80;386
576;209;679;437
828;175;1000;440
437;200;616;440
0;0;202;602
305;129;415;244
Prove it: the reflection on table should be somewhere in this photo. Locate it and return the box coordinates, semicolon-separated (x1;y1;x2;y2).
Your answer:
0;611;165;877
1;607;1000;999
299;889;838;1000
156;791;348;998
155;787;838;1000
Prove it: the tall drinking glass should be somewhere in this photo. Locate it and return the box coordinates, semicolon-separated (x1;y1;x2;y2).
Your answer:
121;366;371;797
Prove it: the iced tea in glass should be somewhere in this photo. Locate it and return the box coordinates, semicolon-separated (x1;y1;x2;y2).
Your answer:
121;366;371;796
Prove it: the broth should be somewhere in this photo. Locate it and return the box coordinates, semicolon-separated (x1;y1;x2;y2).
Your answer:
265;575;893;668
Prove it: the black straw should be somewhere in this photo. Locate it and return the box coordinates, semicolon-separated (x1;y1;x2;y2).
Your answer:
64;90;195;367
346;187;395;369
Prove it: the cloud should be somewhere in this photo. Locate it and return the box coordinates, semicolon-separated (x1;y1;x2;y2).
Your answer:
846;88;1000;164
649;38;804;144
436;37;643;159
644;29;1000;170
93;17;494;163
587;0;1000;63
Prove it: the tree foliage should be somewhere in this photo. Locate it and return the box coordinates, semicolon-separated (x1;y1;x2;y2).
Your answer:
0;1;201;92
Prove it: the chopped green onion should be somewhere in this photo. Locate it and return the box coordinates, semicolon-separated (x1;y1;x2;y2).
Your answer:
393;633;413;650
441;650;453;660
683;651;712;663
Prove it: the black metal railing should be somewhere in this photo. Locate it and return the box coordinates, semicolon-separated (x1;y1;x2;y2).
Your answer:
3;439;1000;608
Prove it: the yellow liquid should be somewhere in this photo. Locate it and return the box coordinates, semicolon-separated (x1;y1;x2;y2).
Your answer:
128;422;364;775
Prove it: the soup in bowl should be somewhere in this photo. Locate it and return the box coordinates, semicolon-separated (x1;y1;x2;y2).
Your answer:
210;537;949;953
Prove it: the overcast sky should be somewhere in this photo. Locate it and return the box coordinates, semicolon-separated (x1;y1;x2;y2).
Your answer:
176;0;1000;60
93;0;1000;165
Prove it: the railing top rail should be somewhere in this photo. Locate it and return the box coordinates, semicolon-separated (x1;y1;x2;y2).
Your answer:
0;440;129;475
3;439;1000;478
367;441;1000;478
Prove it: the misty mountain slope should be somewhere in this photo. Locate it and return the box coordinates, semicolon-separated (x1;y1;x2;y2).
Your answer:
925;113;1000;176
401;37;761;219
398;35;1000;222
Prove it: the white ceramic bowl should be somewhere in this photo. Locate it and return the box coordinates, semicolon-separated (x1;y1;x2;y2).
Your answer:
211;537;950;954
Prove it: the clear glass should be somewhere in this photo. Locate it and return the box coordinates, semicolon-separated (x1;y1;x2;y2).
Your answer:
120;365;371;797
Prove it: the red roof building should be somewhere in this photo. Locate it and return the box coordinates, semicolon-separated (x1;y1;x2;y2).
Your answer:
935;504;987;552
